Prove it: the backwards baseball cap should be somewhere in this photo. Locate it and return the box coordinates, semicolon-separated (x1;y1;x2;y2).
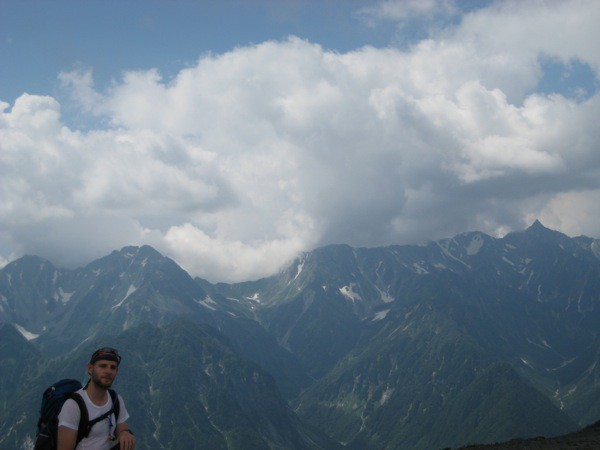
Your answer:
89;347;122;366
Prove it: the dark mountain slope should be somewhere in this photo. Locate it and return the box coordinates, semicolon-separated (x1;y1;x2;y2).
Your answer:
0;255;68;333
201;221;598;448
1;245;311;399
259;279;363;379
294;280;576;449
0;322;40;406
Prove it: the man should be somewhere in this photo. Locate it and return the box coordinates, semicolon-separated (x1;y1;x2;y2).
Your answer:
57;347;136;450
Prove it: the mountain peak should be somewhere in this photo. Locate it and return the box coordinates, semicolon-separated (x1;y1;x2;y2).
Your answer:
5;254;54;269
527;219;547;232
523;220;569;241
1;255;58;282
111;245;165;263
118;244;161;256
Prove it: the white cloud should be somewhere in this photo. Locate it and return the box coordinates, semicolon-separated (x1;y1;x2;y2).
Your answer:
58;70;104;115
1;1;599;281
533;190;600;237
163;218;313;282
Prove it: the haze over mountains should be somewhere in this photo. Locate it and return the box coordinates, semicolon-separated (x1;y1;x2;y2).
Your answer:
0;221;599;449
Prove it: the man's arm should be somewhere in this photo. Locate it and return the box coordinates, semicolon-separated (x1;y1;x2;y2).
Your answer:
115;422;136;449
57;397;80;450
57;425;78;450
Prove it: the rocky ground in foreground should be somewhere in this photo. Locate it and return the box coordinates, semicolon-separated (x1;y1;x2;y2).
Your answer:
457;420;600;449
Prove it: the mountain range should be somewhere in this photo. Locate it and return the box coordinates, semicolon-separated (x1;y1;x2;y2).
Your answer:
0;220;598;449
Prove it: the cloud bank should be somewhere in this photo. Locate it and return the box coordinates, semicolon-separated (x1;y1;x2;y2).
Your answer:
1;0;599;282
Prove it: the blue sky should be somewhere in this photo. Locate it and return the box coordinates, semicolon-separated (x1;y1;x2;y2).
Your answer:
1;0;599;282
2;1;391;103
1;1;500;109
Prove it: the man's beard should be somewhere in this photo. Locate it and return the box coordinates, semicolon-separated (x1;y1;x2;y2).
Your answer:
91;372;114;390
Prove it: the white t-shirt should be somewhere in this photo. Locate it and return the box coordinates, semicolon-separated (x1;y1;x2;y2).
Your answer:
58;388;130;450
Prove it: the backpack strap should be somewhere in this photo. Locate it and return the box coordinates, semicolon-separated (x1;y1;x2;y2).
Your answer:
67;393;90;445
109;389;121;423
71;390;120;443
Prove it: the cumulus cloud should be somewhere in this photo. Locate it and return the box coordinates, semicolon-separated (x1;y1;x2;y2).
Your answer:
1;0;599;280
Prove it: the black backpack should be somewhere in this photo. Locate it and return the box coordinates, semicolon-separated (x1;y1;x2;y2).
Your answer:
34;378;120;450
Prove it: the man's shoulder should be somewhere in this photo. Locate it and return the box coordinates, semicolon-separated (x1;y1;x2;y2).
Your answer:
68;388;87;403
62;389;86;410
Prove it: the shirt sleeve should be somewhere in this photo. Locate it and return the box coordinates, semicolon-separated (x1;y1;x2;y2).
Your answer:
58;398;81;430
116;394;130;424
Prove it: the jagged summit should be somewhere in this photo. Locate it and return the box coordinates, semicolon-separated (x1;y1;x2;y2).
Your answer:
2;254;55;271
113;244;164;260
528;221;577;247
503;219;569;243
524;219;565;236
525;219;558;233
83;244;170;273
528;219;546;230
8;254;51;264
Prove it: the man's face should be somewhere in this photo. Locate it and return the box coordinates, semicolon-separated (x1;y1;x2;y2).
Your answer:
88;359;119;390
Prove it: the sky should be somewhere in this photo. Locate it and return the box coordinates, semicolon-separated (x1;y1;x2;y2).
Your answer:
1;0;599;282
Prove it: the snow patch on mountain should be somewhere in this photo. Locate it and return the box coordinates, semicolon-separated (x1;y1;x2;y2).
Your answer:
294;260;304;280
339;284;362;302
412;262;429;274
526;336;554;350
377;287;394;303
520;357;534;368
550;358;578;375
502;256;515;266
54;287;74;304
379;386;394;405
196;296;217;311
246;293;260;303
584;359;597;375
437;241;469;267
518;258;533;274
124;284;137;299
466;234;484;255
112;284;137;309
15;324;39;340
526;270;535;285
372;309;390;321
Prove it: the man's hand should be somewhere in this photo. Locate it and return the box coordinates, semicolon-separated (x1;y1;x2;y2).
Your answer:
115;423;135;450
